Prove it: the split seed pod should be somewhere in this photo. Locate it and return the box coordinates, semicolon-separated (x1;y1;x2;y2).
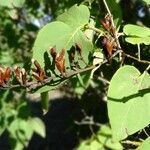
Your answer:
102;37;114;57
32;59;46;81
0;67;11;86
14;66;27;85
55;49;66;77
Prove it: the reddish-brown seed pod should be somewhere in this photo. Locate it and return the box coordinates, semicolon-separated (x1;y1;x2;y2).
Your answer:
14;66;28;85
50;46;57;60
55;49;66;76
21;68;27;85
100;19;110;31
0;67;11;86
32;59;41;72
14;66;21;77
0;70;4;86
4;67;11;82
102;37;114;57
100;14;112;31
14;66;22;83
39;70;45;81
32;72;42;81
32;64;45;82
31;58;46;81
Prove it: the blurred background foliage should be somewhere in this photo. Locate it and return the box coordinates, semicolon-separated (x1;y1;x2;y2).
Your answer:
0;0;149;149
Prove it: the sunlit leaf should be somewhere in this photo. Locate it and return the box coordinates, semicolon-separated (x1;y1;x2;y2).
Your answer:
32;5;93;93
29;117;46;138
77;125;122;150
125;37;150;45
138;137;150;150
124;24;150;37
108;66;150;141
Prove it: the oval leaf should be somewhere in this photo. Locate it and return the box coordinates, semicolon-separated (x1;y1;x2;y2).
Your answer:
108;66;150;141
123;24;150;37
125;37;150;45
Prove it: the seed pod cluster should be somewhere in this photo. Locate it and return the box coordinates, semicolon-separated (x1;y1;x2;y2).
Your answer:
100;14;117;58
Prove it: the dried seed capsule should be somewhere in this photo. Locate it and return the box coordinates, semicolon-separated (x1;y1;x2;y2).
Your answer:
32;59;41;72
0;70;4;86
50;46;57;60
55;49;66;76
4;67;11;82
21;68;27;85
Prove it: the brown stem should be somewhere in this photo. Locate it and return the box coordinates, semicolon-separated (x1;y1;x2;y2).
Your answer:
124;53;150;65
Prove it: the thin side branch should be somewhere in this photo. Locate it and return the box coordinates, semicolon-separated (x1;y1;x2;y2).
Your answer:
124;53;150;65
85;25;105;35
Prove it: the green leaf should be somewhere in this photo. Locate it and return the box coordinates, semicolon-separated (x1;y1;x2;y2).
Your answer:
8;119;33;140
33;21;72;66
84;18;95;42
123;24;150;37
8;118;34;149
123;24;150;44
138;138;150;150
57;4;90;28
9;138;24;150
77;125;122;150
97;125;123;150
32;5;93;93
125;37;150;45
71;71;91;96
33;6;92;67
108;66;150;141
29;117;46;138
